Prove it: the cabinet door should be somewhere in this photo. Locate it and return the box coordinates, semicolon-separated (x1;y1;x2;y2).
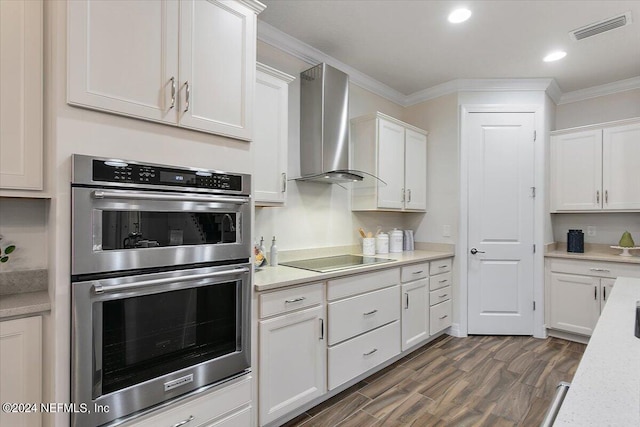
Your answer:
0;0;43;190
401;279;429;351
253;65;293;205
603;123;640;210
259;306;325;425
404;129;427;210
67;0;179;124
600;278;615;312
0;316;42;427
179;0;255;140
548;272;600;336
377;119;405;209
550;130;602;211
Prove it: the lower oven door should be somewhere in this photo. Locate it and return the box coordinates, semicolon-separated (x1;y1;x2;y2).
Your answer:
71;263;251;427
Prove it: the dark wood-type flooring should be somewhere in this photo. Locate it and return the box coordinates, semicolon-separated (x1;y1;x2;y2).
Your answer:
283;335;586;427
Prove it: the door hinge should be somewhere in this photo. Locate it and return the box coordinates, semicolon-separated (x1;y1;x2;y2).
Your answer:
533;244;536;253
533;301;536;311
533;130;537;141
531;186;536;198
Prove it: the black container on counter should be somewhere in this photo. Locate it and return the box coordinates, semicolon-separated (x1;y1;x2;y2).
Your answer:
567;229;584;253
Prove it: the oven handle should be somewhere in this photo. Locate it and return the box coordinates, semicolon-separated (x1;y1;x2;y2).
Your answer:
92;267;250;294
92;190;249;204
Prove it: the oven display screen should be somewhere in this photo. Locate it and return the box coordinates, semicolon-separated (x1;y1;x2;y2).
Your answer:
160;171;196;184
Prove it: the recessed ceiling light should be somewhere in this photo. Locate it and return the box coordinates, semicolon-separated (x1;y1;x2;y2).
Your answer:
448;8;472;24
543;51;567;62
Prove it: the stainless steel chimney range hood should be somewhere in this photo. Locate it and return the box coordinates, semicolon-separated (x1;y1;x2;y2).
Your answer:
296;63;365;184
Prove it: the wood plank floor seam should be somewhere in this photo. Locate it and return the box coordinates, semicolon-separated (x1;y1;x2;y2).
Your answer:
281;335;585;427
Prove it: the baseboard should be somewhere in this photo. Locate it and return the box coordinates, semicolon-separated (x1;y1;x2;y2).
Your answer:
447;323;466;337
547;328;590;344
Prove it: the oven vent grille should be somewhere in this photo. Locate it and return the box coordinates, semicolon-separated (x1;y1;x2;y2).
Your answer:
570;12;632;41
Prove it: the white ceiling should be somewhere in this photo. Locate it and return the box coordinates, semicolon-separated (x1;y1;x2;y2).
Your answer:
258;0;640;97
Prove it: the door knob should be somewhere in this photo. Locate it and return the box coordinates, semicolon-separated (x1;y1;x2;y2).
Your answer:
470;248;485;254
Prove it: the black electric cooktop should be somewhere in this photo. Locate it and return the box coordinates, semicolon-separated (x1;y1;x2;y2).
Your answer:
281;254;394;273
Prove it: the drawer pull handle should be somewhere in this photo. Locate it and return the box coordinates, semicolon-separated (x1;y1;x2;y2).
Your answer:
285;297;306;304
439;294;448;298
589;268;610;272
439;314;448;320
412;270;424;274
363;309;378;316
172;415;195;427
363;348;378;356
439;279;447;283
438;265;447;269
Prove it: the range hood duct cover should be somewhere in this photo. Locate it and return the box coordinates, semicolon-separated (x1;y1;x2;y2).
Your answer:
297;63;364;184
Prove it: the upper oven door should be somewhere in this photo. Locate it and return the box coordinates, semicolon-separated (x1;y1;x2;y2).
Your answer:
72;187;251;276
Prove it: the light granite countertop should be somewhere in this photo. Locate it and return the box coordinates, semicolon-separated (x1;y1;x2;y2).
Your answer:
554;276;640;426
254;249;454;292
0;269;50;319
545;243;640;265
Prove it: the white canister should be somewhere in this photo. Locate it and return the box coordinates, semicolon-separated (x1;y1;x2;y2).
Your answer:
389;228;404;253
375;233;389;254
362;238;376;256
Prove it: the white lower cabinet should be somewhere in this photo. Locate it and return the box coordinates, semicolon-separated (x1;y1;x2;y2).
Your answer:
400;262;429;351
122;374;252;427
430;299;453;336
546;258;640;337
0;316;42;427
258;287;325;426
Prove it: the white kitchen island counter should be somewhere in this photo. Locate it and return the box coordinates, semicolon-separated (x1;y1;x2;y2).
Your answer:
554;276;640;426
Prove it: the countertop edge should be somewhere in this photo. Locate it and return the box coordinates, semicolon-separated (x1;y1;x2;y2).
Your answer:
0;291;51;320
544;250;640;264
254;251;454;292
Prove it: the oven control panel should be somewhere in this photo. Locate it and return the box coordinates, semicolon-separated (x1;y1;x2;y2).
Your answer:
91;160;243;191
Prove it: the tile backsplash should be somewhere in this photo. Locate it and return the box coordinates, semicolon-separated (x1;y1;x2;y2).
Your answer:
0;198;48;271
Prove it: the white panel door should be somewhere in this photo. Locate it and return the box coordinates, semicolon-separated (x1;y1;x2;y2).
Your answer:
67;0;179;124
179;0;255;140
603;123;640;210
550;130;602;211
0;0;42;190
404;129;427;210
401;279;429;351
0;316;42;427
467;112;535;335
377;119;405;209
258;306;325;425
548;273;600;336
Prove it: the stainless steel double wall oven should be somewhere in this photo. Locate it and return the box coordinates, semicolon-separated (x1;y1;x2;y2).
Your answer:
71;155;252;427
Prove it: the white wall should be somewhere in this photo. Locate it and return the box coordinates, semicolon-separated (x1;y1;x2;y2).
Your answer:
552;213;640;246
556;89;640;129
255;41;411;250
0;199;48;272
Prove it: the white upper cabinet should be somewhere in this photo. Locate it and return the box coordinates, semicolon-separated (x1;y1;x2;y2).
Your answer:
253;63;294;206
351;112;428;212
68;0;264;141
550;119;640;212
0;0;43;191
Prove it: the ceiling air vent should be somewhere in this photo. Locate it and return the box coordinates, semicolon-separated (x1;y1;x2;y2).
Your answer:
570;12;632;41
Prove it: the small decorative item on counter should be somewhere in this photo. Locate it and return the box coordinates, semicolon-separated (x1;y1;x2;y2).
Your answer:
254;244;267;269
269;236;278;267
259;236;266;255
375;232;389;254
403;230;414;251
0;235;16;263
389;228;403;253
566;229;584;253
619;231;635;248
362;237;376;256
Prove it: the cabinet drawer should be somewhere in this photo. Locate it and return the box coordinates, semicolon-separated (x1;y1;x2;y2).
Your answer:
548;258;640;279
429;272;452;291
401;262;429;282
259;283;323;318
430;258;452;275
328;321;400;390
328;285;399;345
430;300;452;335
429;286;451;306
125;375;251;427
327;268;400;301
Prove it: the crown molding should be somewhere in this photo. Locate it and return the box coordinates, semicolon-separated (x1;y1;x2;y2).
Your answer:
558;76;640;105
257;21;407;105
258;20;638;108
237;0;266;15
257;62;296;83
